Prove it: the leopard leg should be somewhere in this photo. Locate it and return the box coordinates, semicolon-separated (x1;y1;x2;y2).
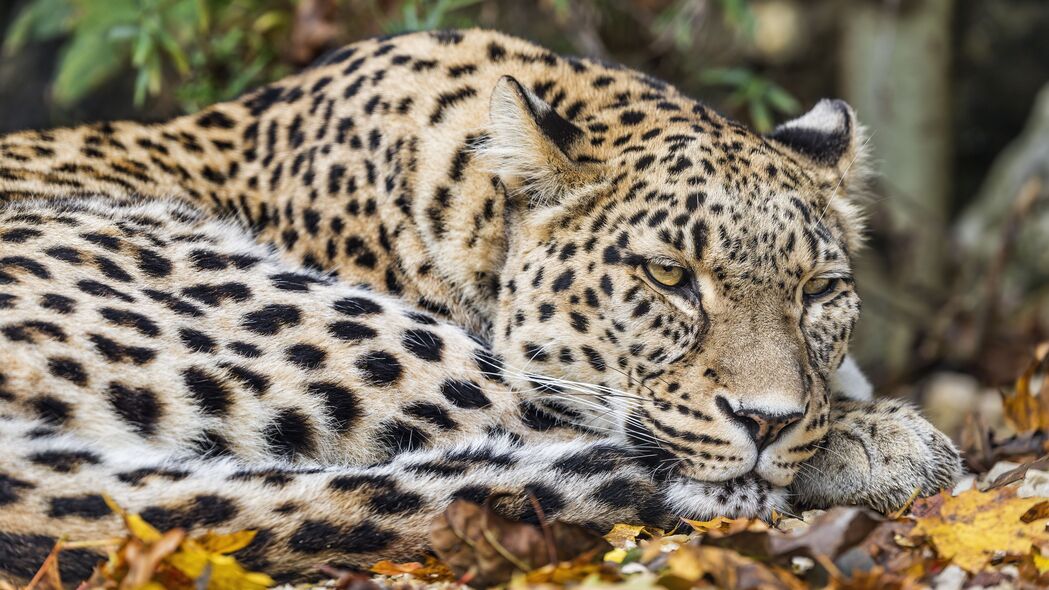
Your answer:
789;398;964;513
0;415;667;585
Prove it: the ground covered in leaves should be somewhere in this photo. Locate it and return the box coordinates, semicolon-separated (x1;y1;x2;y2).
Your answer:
12;347;1049;590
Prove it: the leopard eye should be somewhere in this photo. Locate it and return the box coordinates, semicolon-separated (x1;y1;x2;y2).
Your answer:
645;261;687;288
802;277;838;300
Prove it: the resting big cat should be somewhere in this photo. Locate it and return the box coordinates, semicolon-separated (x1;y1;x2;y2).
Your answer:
0;29;961;584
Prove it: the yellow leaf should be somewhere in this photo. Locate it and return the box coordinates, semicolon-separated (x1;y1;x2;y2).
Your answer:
126;513;165;544
666;546;706;581
604;524;648;550
93;497;272;590
194;530;258;555
524;556;610;585
104;494;164;544
910;487;1049;572
1034;552;1049;575
166;545;211;579
202;554;275;590
603;548;628;563
682;516;735;533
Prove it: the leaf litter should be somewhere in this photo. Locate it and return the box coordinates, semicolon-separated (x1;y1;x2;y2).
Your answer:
17;345;1049;590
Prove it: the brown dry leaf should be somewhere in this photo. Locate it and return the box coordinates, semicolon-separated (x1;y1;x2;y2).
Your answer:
119;529;187;589
700;507;882;566
662;544;805;590
430;498;610;587
988;455;1049;489
909;486;1049;572
1001;345;1049;432
857;519;924;577
369;557;456;582
767;508;884;561
825;566;923;590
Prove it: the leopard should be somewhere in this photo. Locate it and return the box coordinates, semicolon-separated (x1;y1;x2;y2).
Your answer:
0;29;962;584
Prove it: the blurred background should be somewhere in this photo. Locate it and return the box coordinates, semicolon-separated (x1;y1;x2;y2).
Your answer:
1;0;1047;442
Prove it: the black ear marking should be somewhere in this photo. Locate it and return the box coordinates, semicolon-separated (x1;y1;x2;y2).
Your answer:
768;99;854;166
500;76;584;155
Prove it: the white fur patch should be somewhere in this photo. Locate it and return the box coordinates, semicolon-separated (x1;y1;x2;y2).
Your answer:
777;99;849;135
831;355;873;401
663;477;788;520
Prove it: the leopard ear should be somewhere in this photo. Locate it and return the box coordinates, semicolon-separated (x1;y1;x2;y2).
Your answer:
482;75;600;208
769;99;861;168
770;99;870;246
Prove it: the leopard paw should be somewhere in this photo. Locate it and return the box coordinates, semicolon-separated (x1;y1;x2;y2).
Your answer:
790;399;963;513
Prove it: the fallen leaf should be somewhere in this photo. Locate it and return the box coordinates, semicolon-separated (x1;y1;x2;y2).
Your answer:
1001;346;1049;432
524;555;618;585
825;566;922;590
430;498;610;587
370;557;456;582
81;497;274;590
962;418;1049;473
604;524;649;550
662;544;806;590
1021;500;1049;522
194;531;258;555
702;507;883;565
603;548;630;564
910;487;1049;572
684;515;768;536
121;529;187;589
770;508;884;560
1034;548;1049;575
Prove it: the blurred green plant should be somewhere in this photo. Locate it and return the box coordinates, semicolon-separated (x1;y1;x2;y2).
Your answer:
380;0;484;33
654;0;757;52
700;67;799;131
651;0;793;131
4;0;294;110
3;0;797;132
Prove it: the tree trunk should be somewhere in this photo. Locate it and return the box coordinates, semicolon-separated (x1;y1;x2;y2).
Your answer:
840;0;955;382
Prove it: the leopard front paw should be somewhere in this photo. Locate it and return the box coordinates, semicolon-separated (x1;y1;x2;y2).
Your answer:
789;399;963;513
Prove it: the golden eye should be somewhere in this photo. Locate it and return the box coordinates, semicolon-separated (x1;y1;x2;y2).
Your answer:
802;277;837;299
645;262;686;287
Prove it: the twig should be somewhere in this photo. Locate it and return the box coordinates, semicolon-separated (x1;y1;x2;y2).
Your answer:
526;490;558;566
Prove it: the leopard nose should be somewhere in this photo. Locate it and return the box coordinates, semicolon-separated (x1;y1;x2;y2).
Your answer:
716;397;803;450
735;409;803;449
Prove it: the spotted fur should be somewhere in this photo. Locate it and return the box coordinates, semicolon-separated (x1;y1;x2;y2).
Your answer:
0;29;961;584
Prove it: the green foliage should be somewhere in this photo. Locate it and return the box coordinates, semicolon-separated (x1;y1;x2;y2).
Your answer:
700;67;800;132
382;0;485;33
3;0;797;131
653;0;757;51
649;0;793;131
4;0;292;110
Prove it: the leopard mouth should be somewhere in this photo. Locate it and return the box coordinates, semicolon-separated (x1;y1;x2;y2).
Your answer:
661;473;789;522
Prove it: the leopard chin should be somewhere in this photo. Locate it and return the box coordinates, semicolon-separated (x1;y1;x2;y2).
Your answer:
662;475;789;522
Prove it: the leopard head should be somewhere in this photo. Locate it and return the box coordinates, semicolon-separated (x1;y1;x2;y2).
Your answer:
482;74;868;495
